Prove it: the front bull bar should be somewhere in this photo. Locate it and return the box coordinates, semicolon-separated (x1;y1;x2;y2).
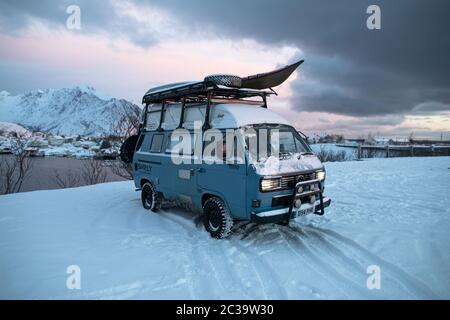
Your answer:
288;178;326;218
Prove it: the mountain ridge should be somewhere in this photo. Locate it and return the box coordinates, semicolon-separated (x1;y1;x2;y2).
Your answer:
0;86;141;136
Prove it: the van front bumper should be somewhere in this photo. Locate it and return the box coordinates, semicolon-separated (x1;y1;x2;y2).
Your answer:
250;197;331;224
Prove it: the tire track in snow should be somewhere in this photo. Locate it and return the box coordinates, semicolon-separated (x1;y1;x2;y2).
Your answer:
162;211;288;299
228;236;289;299
274;225;366;298
157;211;215;299
289;226;377;297
162;212;270;298
234;224;329;299
299;225;438;299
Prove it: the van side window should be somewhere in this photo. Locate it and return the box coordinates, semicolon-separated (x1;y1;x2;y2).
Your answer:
166;133;179;154
150;134;164;153
166;131;197;156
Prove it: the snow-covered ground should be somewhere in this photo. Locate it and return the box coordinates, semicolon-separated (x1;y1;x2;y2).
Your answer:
0;157;449;299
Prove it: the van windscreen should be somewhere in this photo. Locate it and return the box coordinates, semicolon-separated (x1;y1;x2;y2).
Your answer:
243;124;311;162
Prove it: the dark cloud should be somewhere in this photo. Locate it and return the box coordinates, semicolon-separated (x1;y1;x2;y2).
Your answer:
146;0;450;117
411;101;450;115
0;0;156;47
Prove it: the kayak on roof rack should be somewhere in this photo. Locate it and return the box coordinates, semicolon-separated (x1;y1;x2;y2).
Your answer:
141;59;304;104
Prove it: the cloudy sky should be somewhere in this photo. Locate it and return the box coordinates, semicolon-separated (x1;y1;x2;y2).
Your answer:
0;0;449;138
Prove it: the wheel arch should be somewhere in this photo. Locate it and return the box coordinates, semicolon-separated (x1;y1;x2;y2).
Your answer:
201;191;231;210
140;178;151;188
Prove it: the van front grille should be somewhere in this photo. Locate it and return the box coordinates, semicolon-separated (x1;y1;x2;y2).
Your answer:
280;172;317;189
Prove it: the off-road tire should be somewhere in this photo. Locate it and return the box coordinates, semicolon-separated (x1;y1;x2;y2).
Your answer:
203;197;234;239
141;182;161;212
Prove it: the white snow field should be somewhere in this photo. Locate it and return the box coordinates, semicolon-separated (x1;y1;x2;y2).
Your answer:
0;157;449;299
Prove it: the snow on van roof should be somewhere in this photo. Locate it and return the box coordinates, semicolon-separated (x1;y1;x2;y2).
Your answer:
144;81;201;97
212;104;291;128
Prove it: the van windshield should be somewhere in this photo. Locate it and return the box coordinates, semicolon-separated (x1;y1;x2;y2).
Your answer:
243;124;311;162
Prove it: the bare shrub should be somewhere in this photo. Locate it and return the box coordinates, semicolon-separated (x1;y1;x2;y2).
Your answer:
108;106;140;180
110;160;133;180
81;159;107;185
315;146;349;162
53;169;81;188
110;108;140;142
0;136;34;194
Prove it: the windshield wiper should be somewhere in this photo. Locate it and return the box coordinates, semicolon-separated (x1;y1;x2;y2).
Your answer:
297;152;314;159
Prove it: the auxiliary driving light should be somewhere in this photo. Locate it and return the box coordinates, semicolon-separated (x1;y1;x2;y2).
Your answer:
294;199;302;208
310;195;316;204
296;185;304;194
317;170;326;181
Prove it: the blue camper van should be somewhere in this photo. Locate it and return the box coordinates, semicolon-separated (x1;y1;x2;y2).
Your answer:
124;61;331;238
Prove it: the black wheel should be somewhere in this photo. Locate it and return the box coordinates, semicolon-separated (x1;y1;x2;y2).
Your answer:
203;197;234;239
141;182;161;212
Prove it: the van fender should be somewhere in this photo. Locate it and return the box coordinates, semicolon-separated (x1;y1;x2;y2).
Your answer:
200;190;242;220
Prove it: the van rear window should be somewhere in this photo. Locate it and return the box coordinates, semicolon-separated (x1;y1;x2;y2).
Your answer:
150;134;164;153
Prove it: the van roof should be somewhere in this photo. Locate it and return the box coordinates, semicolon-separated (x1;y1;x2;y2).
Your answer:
148;102;292;131
212;104;291;129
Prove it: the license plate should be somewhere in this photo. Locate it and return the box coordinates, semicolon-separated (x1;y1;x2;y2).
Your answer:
296;206;314;217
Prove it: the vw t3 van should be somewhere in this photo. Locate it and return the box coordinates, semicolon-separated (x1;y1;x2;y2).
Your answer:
124;60;331;238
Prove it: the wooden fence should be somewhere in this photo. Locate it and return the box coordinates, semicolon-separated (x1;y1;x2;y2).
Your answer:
336;144;450;159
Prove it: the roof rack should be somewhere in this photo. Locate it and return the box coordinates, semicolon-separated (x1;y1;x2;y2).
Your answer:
140;60;304;131
142;80;275;131
142;80;274;104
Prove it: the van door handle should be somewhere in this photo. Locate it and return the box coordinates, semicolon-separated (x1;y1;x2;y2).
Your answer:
195;168;205;173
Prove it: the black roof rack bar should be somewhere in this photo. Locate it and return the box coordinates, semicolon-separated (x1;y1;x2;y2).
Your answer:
146;109;162;114
177;97;186;129
156;100;165;132
202;92;212;131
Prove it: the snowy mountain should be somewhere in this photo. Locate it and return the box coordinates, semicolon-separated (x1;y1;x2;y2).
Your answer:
0;121;31;137
0;87;141;136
